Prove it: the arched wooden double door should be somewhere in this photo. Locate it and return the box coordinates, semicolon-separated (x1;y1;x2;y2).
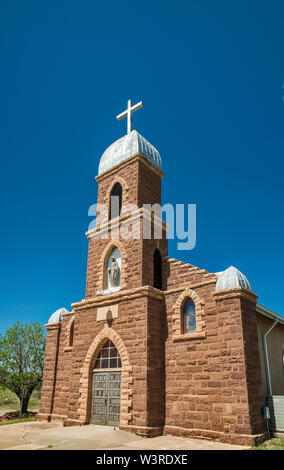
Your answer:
91;340;122;426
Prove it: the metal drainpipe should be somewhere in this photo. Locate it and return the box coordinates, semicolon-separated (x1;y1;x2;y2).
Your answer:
263;320;278;396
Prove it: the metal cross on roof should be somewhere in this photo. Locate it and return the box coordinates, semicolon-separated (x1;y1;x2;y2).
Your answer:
116;99;144;134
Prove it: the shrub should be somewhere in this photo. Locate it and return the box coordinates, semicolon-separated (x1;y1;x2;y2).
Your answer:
0;387;18;406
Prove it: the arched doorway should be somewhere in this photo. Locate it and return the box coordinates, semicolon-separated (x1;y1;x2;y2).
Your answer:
91;339;122;426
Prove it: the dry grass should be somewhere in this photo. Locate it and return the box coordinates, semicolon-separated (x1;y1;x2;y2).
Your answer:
252;437;284;450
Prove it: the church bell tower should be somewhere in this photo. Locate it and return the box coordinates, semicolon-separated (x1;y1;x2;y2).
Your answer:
85;100;168;298
82;99;167;434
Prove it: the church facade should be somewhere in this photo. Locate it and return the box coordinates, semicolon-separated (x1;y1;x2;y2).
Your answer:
37;102;284;446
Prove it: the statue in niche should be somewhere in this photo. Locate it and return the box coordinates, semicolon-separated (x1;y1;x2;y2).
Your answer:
108;256;120;287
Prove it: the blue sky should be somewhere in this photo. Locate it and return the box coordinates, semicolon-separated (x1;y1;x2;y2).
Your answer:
0;0;283;333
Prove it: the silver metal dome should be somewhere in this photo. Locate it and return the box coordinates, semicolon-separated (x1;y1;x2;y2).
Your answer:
215;266;252;292
48;307;69;324
98;130;162;175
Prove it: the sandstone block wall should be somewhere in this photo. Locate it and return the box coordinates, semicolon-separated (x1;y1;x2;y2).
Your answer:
38;155;268;446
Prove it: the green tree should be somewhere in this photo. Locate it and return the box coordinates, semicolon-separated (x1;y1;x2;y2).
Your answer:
0;321;46;414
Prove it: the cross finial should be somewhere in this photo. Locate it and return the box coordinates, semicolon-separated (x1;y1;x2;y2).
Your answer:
116;99;144;134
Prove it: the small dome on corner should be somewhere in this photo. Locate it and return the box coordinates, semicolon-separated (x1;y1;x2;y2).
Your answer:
48;307;69;324
215;266;252;292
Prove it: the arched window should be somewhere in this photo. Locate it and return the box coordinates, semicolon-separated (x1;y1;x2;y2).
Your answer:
69;321;74;347
109;182;122;220
94;340;122;369
153;249;162;290
183;299;196;334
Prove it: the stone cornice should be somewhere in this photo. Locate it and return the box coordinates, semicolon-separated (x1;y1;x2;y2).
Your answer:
45;323;62;331
95;153;164;182
72;285;164;311
62;311;74;317
72;280;217;312
86;207;168;240
213;286;258;303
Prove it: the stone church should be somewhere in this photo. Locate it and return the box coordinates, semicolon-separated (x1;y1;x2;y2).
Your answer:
38;100;284;446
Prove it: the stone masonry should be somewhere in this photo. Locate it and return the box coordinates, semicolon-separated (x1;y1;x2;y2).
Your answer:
37;152;268;446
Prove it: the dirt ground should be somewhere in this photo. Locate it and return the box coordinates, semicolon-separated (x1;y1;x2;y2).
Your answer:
0;421;249;450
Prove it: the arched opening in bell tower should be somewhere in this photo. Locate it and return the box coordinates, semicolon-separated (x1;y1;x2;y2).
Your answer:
153;249;162;290
109;182;122;220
